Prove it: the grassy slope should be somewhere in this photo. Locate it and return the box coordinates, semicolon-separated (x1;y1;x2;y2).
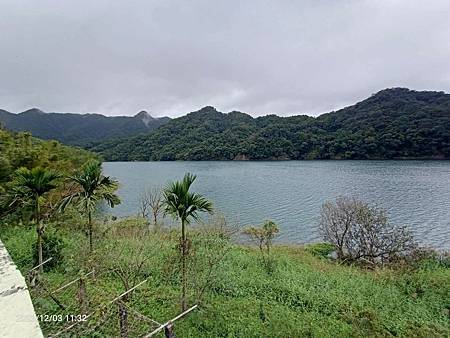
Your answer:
1;221;449;337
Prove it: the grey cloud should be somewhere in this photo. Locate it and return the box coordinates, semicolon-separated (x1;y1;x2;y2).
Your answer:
0;0;449;117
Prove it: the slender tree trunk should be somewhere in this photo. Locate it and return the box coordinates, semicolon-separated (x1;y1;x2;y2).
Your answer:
118;301;128;338
88;211;93;252
153;211;161;233
181;218;187;311
35;197;44;274
37;224;43;274
78;278;88;314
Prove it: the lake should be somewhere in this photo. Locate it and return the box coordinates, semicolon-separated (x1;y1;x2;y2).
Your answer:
103;161;450;250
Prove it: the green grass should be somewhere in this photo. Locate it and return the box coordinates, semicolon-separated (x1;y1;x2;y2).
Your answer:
1;220;449;337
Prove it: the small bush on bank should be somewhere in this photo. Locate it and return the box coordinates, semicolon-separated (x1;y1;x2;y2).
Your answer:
305;242;335;258
243;220;280;274
396;247;450;270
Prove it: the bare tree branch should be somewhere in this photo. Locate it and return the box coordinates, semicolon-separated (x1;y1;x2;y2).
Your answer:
319;197;417;265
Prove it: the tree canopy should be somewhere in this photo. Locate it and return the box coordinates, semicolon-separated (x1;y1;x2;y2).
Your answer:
0;127;96;218
88;88;450;161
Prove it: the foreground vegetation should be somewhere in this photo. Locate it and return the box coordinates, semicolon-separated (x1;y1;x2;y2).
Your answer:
1;219;449;337
1;127;449;337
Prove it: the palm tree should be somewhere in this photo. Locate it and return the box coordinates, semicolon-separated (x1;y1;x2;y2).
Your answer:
163;173;213;311
59;160;120;252
10;167;60;272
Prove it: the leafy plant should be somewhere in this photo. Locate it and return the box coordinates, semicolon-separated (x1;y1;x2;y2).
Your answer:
163;173;213;311
59;160;120;251
9;166;60;272
243;220;280;273
305;242;335;258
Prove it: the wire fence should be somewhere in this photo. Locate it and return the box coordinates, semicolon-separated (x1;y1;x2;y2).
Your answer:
27;262;157;337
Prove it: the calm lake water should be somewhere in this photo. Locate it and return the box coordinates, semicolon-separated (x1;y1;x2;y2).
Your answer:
103;161;450;249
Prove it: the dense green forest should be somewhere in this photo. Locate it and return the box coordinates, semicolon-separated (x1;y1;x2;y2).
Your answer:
88;88;450;161
0;108;170;146
0;128;94;184
0;127;95;216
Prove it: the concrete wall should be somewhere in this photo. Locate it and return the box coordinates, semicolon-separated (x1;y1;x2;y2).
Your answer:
0;240;43;338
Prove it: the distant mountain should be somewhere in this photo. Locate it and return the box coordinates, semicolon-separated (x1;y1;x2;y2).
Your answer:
88;88;450;160
0;108;170;146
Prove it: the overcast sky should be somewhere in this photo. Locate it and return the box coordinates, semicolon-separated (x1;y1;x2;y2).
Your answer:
0;1;449;117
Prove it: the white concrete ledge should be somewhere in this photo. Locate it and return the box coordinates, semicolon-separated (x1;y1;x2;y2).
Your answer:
0;240;43;338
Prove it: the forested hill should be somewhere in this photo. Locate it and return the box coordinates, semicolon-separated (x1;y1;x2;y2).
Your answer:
0;108;170;146
0;127;95;194
87;88;450;161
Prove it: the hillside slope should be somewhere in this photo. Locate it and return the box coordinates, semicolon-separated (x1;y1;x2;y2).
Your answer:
0;127;95;196
89;88;450;160
0;108;170;146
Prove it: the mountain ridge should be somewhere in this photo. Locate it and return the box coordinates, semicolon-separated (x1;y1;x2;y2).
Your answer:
87;88;450;161
1;88;449;160
0;108;170;146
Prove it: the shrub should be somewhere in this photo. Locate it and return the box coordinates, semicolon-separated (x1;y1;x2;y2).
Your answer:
319;197;417;265
243;220;279;273
305;242;335;258
399;248;450;270
32;230;65;271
